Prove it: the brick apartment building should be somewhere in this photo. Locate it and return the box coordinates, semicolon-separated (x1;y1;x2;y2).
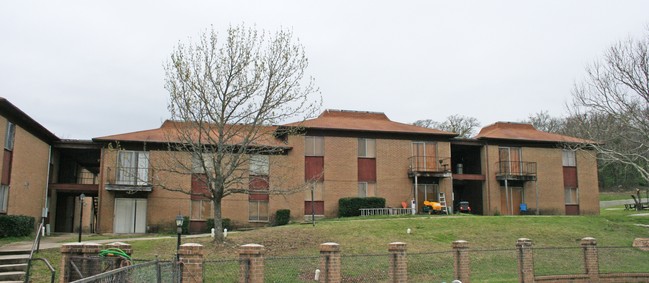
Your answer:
0;98;600;234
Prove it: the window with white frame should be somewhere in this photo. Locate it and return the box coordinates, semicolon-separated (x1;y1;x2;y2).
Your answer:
562;150;576;167
565;187;579;204
305;136;324;156
358;182;376;197
116;151;149;185
248;200;269;221
249;155;269;176
191;199;212;220
192;152;215;174
4;122;15;151
0;185;8;213
358;138;376;158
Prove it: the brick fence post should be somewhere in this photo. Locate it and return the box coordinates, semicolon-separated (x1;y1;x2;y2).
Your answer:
104;242;133;270
59;243;83;283
581;237;599;281
81;243;102;277
319;242;341;283
179;243;204;283
452;240;470;283
239;244;265;283
388;242;407;283
516;238;534;283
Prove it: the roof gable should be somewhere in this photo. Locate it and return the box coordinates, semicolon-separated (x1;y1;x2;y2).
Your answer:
284;109;457;137
475;122;596;144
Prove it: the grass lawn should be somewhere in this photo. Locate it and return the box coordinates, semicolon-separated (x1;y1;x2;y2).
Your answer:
28;207;649;282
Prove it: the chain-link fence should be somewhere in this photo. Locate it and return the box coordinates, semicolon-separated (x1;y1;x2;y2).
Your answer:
598;246;649;274
470;248;518;282
533;246;583;276
266;255;320;282
340;253;390;282
407;251;454;282
70;258;180;283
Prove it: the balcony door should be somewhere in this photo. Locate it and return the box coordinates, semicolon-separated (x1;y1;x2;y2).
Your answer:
412;142;437;171
114;198;147;233
498;147;522;175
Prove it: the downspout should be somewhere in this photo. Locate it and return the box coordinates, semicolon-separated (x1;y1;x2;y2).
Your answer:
96;147;105;234
42;145;52;233
535;180;539;215
484;143;491;215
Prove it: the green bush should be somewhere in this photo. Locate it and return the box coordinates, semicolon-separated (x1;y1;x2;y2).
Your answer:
182;216;189;234
274;209;290;226
0;215;35;238
206;218;232;232
338;197;386;217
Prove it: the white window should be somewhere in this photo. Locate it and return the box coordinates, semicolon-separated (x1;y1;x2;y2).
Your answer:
191;199;212;220
116;151;149;185
249;155;269;176
562;150;576;167
4;122;15;151
0;185;8;213
192;152;216;174
358;138;376;158
248;200;269;222
305;136;324;156
565;188;579;204
358;182;376;197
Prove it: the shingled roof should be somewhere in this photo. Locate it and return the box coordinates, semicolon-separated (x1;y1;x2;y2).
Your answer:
94;120;289;148
474;122;596;144
284;109;458;136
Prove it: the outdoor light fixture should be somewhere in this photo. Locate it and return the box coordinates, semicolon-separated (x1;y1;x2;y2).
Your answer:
78;193;85;242
176;214;184;261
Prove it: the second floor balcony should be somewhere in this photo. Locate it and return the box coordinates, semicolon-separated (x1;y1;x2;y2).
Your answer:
495;161;537;181
408;156;451;178
105;166;152;192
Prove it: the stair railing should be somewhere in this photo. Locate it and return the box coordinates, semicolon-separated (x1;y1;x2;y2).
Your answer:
24;220;55;283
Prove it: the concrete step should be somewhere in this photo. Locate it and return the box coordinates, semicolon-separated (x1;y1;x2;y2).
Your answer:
0;263;27;272
0;255;29;265
0;250;29;256
0;271;25;281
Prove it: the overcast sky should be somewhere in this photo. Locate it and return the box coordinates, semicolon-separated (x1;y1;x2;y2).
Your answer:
1;1;648;139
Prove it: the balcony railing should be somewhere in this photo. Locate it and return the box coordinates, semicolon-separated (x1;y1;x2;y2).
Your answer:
495;161;537;181
408;156;451;177
109;166;150;186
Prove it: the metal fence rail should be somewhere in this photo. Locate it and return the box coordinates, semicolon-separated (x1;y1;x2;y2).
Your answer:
533;247;583;276
70;258;180;283
408;251;454;282
203;259;240;282
359;208;412;216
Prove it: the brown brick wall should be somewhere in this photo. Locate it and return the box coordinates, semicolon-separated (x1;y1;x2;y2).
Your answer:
577;150;599;214
1;118;50;220
483;145;598;215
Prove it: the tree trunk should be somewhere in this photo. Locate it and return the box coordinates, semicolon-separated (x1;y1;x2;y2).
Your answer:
212;197;224;242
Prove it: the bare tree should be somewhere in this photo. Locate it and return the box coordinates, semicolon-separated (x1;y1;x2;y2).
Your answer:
158;25;320;241
568;29;649;184
523;110;565;133
414;115;480;138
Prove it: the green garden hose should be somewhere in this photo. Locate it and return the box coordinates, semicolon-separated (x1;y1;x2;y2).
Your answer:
98;248;132;263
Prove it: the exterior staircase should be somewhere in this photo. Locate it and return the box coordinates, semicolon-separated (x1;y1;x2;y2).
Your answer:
0;249;30;283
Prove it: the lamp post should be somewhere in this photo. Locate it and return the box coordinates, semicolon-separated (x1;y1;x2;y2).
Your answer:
175;214;184;261
78;193;85;243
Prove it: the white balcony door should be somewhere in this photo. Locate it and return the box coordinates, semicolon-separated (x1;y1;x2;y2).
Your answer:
114;198;147;233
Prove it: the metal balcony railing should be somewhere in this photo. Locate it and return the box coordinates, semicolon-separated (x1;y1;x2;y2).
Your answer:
408;156;451;173
495;161;537;178
111;166;150;186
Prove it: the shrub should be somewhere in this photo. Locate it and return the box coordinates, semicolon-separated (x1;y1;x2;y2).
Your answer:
206;218;232;232
274;209;290;226
0;215;35;238
338;197;386;217
182;216;189;234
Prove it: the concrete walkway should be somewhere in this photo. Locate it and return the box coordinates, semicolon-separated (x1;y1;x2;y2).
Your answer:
600;199;636;208
0;233;212;252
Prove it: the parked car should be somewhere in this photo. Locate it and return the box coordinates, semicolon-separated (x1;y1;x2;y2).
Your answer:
457;201;471;214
